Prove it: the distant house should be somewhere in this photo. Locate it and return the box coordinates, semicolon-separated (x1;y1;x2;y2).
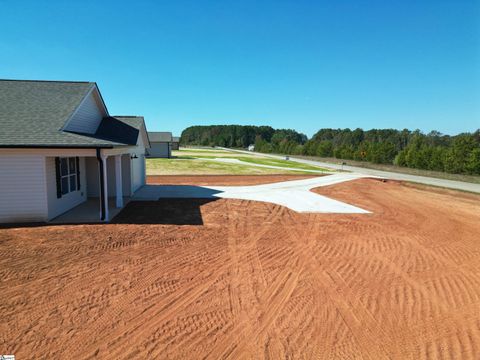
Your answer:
171;136;180;150
147;132;173;158
0;79;150;223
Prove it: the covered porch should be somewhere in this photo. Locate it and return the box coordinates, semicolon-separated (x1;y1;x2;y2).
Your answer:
48;147;145;223
50;197;131;223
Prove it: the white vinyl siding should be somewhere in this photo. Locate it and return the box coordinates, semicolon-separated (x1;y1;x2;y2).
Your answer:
121;155;132;196
64;90;105;134
131;154;145;192
0;155;47;222
88;155;144;196
148;142;171;158
131;132;146;192
46;157;87;220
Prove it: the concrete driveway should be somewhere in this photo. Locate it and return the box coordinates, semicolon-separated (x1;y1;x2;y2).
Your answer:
133;173;371;213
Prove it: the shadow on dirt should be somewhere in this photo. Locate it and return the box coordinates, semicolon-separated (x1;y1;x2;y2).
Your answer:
113;185;225;225
111;198;219;225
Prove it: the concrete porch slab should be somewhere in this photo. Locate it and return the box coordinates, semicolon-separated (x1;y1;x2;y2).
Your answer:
50;197;130;224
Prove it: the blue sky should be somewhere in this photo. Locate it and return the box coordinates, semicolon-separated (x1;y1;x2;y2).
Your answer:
1;0;479;137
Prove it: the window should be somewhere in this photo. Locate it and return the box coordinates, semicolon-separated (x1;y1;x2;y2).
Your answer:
59;157;77;195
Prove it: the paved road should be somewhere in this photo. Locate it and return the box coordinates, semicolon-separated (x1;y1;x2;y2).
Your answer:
218;147;480;194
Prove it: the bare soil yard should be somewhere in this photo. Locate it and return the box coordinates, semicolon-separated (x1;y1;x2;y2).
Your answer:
1;176;480;359
147;174;319;186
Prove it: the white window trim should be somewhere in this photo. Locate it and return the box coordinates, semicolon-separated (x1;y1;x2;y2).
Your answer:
59;157;78;195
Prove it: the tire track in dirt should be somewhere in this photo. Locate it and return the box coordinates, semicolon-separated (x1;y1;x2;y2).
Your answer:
83;265;229;358
60;245;231;358
329;224;480;357
206;255;301;360
240;208;326;358
312;178;480;358
0;226;183;287
224;200;258;357
117;202;290;359
206;206;315;359
187;202;289;359
147;200;269;358
149;201;289;358
361;251;480;358
259;210;318;357
0;233;229;338
248;207;315;358
74;200;287;359
3;177;480;359
269;211;334;357
317;238;452;358
281;209;392;359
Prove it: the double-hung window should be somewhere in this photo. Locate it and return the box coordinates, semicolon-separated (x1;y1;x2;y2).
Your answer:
56;157;79;196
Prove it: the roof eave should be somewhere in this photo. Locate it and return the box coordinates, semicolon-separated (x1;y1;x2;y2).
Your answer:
0;144;114;149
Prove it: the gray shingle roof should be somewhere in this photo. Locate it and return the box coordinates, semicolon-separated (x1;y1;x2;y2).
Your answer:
114;116;144;130
148;131;172;142
114;116;151;148
172;136;180;142
0;80;133;148
93;117;139;145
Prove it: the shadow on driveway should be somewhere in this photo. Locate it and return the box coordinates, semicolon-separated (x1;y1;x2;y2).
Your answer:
132;185;224;200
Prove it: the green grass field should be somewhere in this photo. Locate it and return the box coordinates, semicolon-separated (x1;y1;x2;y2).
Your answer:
146;158;316;175
147;147;334;175
176;148;232;154
174;149;246;158
233;156;330;172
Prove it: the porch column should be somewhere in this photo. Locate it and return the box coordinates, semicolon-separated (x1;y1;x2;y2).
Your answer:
115;155;123;208
102;155;109;221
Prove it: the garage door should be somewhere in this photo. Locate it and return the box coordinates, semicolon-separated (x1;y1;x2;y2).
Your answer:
131;154;145;192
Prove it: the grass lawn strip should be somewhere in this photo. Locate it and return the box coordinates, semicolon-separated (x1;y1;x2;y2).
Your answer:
146;158;315;175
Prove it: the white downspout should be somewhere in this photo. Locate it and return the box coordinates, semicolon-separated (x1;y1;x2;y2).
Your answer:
101;153;109;221
115;154;123;208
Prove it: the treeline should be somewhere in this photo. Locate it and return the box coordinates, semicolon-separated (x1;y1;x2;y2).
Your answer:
180;125;480;175
296;128;480;175
180;125;307;151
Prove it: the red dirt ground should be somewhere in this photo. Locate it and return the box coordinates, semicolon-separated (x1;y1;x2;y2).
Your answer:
1;176;480;359
147;174;320;186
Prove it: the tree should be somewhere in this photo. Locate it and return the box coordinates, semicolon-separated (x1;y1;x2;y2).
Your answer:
444;135;476;173
466;148;480;174
181;125;480;175
316;141;333;157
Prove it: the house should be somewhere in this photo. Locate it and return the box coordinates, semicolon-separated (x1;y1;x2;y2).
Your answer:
147;132;173;158
0;79;150;223
171;136;180;150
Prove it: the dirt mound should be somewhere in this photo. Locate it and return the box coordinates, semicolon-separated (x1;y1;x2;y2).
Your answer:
1;177;479;359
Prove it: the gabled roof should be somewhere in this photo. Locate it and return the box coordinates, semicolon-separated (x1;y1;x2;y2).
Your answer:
0;79;138;148
114;116;151;148
115;116;144;130
148;131;173;142
92;117;139;145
